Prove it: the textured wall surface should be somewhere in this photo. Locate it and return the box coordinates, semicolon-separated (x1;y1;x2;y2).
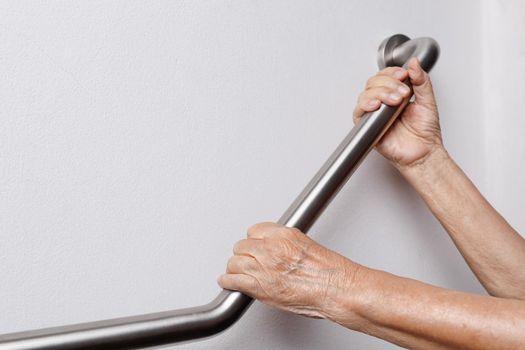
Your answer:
0;1;520;349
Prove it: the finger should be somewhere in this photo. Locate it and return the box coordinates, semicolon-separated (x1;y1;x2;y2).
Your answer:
353;86;405;121
377;66;408;81
353;85;411;123
364;86;409;106
247;222;281;239
233;238;261;257
365;75;411;95
407;57;436;107
226;255;259;274
217;273;260;297
352;97;381;122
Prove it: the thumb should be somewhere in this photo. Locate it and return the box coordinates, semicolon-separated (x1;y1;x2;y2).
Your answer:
407;57;436;108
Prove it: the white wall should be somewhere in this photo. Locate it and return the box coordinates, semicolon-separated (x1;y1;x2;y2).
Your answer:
1;1;519;349
482;0;525;230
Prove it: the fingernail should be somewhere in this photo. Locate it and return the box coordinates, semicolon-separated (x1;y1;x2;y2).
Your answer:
398;84;410;95
389;92;401;100
368;99;379;107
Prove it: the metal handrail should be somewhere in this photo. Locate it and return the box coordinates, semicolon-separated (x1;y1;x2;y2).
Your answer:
0;34;439;350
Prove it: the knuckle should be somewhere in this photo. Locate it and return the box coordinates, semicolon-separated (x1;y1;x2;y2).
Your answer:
389;77;403;88
226;256;237;272
363;87;384;101
377;86;391;98
226;257;237;271
274;226;297;240
218;274;230;289
288;227;302;238
379;67;394;76
232;240;241;254
247;221;275;237
228;256;254;273
264;223;285;238
359;90;376;104
279;226;294;237
233;239;246;254
240;257;250;270
383;66;401;76
247;222;263;236
359;97;371;109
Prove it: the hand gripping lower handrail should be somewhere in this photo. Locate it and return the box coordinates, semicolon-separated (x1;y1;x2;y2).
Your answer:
0;34;439;350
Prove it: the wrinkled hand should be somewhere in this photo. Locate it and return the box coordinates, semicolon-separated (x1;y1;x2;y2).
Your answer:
353;57;443;169
218;222;358;319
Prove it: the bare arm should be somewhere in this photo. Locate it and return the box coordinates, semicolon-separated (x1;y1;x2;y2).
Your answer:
219;223;525;350
397;147;525;299
352;57;525;299
218;58;525;348
330;263;525;350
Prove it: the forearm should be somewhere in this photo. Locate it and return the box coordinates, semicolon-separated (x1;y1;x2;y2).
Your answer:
396;146;525;298
323;264;525;350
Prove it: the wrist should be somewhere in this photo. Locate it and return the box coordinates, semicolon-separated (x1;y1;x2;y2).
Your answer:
318;259;370;330
395;145;452;185
319;265;409;336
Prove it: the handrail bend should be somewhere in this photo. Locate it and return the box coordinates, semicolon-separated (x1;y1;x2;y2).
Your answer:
0;34;439;350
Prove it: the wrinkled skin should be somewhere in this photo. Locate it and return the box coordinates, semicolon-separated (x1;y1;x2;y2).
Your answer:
218;58;525;349
219;222;356;319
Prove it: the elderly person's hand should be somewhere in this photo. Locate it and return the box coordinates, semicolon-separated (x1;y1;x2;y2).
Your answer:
354;57;443;169
218;222;359;319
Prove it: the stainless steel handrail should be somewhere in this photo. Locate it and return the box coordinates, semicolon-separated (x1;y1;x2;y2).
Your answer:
0;34;439;350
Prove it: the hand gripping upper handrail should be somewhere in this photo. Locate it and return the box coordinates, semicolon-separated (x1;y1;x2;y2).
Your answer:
0;34;439;350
